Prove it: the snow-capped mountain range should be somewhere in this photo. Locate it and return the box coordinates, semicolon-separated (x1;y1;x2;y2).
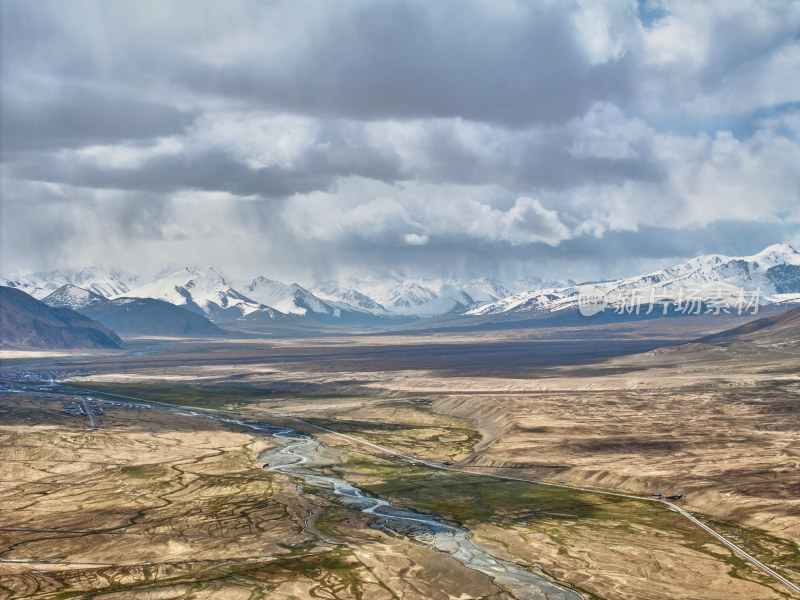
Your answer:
39;283;224;337
38;284;107;310
1;267;138;300
309;276;522;317
3;243;800;325
468;243;800;317
129;267;273;320
244;277;377;319
0;267;526;322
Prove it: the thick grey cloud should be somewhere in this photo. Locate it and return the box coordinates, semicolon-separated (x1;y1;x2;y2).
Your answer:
1;1;623;124
177;2;622;125
1;0;799;280
1;82;194;154
6;113;663;196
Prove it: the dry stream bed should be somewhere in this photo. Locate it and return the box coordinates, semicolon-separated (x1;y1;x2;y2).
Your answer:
0;382;798;599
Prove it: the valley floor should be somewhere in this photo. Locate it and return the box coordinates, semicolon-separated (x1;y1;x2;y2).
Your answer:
1;326;798;599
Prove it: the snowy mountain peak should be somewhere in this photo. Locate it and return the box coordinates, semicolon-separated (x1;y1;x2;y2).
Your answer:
311;283;387;313
0;267;135;299
65;266;136;297
246;277;345;317
128;266;268;318
452;278;512;304
181;266;234;287
42;284;107;310
7;242;800;324
468;242;800;317
389;281;437;307
750;243;800;266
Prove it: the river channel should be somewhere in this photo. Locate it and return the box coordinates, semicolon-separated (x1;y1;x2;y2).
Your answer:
171;408;584;600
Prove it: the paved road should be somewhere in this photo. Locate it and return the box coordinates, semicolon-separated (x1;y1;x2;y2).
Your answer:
51;385;800;597
293;418;800;598
81;398;98;429
664;502;800;596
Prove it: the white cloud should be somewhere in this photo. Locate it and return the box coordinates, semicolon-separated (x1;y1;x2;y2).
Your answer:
689;44;800;116
72;137;183;170
490;196;572;245
564;124;800;234
189;113;321;170
280;179;572;248
3;0;800;279
660;129;800;224
568;103;650;160
636;0;800;115
642;13;706;67
404;233;429;245
571;0;635;65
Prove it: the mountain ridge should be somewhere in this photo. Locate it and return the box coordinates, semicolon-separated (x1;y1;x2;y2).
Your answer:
41;284;225;338
0;286;122;349
4;243;800;325
698;304;800;346
468;243;800;318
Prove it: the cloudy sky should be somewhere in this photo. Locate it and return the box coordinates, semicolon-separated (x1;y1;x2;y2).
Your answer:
2;0;799;282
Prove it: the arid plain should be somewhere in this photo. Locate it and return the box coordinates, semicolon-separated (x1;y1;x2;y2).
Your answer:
1;317;798;599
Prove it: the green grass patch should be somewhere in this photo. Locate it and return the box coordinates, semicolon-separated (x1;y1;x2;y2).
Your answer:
118;463;170;479
66;381;352;410
248;548;365;596
313;503;356;538
328;446;800;596
304;401;482;461
332;452;612;526
695;515;800;585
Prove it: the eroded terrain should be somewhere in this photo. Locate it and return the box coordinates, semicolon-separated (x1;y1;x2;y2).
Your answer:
1;326;799;598
0;393;521;599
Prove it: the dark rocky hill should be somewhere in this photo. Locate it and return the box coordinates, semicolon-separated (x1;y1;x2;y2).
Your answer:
0;286;122;349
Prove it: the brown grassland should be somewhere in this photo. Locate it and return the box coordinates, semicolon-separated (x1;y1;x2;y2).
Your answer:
1;319;798;599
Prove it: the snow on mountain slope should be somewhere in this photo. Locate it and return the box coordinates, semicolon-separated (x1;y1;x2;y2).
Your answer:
0;273;52;299
503;276;577;295
129;267;272;318
587;243;800;307
310;282;388;314
0;267;136;299
42;285;107;310
68;267;136;297
245;276;393;320
8;243;799;323
387;280;438;308
467;287;581;316
0;286;123;349
322;277;514;317
244;277;342;317
357;279;464;316
80;297;224;337
441;278;512;305
2;268;554;320
467;243;800;317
